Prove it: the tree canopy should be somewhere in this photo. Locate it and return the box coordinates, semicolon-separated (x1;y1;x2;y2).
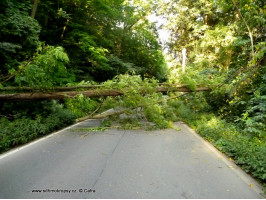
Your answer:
0;0;168;84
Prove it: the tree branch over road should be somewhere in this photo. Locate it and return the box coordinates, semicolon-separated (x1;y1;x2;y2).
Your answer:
0;85;211;101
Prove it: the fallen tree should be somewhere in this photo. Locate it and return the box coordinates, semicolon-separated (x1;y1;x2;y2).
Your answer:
76;93;189;122
0;86;211;101
0;85;103;92
76;107;127;122
0;83;210;92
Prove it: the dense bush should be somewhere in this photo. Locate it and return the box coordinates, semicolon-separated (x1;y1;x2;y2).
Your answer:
65;95;99;118
0;101;75;153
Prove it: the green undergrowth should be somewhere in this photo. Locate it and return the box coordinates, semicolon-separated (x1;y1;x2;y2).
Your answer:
0;93;101;153
0;101;76;153
0;110;75;153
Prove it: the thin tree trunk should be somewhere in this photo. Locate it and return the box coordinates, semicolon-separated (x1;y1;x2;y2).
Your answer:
31;0;39;19
182;48;187;73
0;84;209;92
0;86;211;101
61;18;70;39
0;85;103;92
232;0;254;57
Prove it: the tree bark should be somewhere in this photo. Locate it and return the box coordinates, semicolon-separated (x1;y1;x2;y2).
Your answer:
0;85;103;92
0;89;123;101
232;0;254;57
31;0;39;19
182;48;186;73
0;84;209;92
0;86;211;101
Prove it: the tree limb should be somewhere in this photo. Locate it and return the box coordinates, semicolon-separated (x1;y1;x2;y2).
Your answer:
0;86;211;101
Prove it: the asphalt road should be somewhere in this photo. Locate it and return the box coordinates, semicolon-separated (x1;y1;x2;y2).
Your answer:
0;120;264;199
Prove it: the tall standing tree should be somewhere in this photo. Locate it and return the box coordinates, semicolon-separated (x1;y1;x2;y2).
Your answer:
0;0;40;83
31;0;39;18
32;0;167;82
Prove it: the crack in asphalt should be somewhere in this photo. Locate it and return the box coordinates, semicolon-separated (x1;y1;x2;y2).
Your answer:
91;130;126;190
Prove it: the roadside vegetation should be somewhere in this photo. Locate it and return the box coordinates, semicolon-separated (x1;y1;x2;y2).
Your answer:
0;0;265;188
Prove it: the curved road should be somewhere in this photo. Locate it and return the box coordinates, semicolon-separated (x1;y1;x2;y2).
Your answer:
0;120;264;198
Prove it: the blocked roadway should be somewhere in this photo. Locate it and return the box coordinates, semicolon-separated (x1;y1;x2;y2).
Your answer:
0;120;264;198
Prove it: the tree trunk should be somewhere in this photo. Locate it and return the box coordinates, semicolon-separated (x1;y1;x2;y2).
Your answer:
0;89;123;101
0;85;103;92
31;0;39;19
182;48;186;73
0;86;211;101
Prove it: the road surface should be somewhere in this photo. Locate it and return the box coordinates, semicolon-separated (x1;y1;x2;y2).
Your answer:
0;120;264;198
